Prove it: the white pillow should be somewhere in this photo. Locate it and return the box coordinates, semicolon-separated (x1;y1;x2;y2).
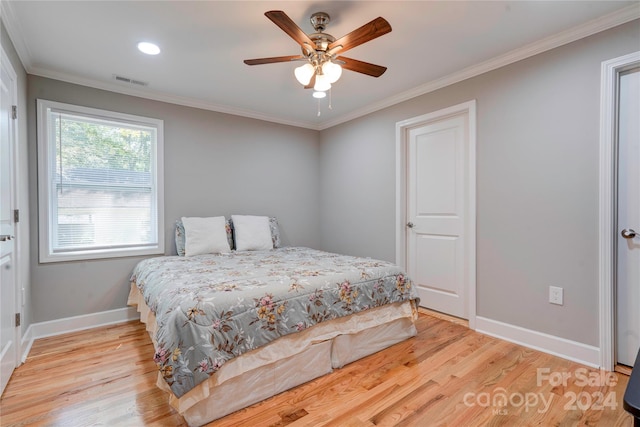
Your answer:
182;216;231;256
232;215;273;251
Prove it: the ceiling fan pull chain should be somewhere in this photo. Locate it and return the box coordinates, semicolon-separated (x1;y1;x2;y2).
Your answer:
328;88;333;110
317;99;321;117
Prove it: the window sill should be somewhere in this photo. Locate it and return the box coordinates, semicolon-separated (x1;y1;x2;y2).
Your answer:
39;245;165;263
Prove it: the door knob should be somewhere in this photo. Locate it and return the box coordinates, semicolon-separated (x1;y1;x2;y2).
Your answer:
621;229;637;239
406;222;414;228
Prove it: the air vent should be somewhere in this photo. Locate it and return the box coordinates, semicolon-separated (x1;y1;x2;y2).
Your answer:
113;74;149;87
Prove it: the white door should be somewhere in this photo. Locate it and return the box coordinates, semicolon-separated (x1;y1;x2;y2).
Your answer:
404;107;474;319
0;49;19;395
616;67;640;367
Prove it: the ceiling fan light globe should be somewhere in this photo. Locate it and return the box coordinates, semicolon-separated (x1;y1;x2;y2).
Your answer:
294;63;315;85
322;61;342;83
312;91;327;99
314;74;332;91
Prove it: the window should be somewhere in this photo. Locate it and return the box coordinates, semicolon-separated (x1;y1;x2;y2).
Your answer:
37;99;164;262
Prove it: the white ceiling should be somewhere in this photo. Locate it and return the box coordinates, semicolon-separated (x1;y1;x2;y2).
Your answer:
3;1;639;129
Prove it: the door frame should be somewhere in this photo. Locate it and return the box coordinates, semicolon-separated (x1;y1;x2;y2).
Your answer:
598;51;640;371
395;100;477;329
1;45;22;390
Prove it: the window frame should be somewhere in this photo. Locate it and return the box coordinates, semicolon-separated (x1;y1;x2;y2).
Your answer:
36;99;165;263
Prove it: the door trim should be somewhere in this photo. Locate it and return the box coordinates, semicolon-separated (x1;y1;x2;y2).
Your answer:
395;100;477;329
599;51;640;371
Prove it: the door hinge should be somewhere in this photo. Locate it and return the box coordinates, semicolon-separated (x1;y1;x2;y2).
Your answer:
11;105;17;120
15;313;21;327
14;209;19;223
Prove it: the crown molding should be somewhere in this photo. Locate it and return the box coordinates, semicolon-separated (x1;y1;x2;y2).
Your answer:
27;66;321;130
317;4;640;130
0;0;33;69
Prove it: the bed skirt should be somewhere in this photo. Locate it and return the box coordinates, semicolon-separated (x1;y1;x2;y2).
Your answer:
128;283;418;426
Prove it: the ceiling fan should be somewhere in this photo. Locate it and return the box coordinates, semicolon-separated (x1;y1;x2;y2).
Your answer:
244;10;392;94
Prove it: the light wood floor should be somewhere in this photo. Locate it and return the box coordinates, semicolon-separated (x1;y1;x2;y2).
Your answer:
0;313;633;426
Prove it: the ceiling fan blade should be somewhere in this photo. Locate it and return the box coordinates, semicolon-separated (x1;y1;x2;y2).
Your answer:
265;10;315;49
244;55;305;65
328;17;391;54
304;73;317;89
337;56;387;77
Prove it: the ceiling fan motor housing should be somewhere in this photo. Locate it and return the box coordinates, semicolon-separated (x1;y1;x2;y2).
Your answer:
309;33;335;52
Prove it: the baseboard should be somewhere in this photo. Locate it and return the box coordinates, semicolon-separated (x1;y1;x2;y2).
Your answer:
475;316;600;368
21;307;140;361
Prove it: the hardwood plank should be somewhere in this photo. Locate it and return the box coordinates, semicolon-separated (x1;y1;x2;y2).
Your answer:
617;364;633;376
0;315;633;426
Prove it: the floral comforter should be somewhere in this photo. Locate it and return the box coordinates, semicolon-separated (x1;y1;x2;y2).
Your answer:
130;247;419;398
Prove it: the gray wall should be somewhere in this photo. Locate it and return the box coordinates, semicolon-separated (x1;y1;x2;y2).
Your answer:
27;77;320;322
319;20;640;347
1;22;31;335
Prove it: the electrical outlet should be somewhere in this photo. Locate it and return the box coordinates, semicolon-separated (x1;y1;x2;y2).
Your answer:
549;286;564;305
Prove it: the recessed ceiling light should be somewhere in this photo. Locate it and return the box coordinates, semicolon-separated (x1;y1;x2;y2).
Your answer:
137;42;160;55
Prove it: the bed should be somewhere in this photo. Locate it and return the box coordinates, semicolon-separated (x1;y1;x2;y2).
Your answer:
128;216;420;426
